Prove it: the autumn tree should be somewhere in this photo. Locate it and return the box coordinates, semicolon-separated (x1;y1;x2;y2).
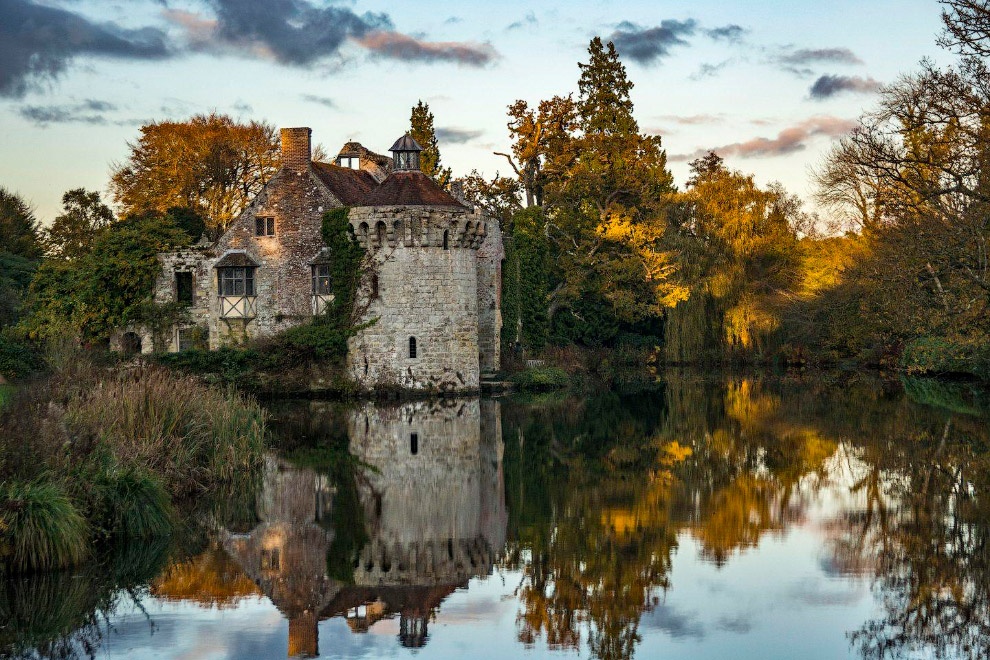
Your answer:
409;100;452;188
497;96;578;207
44;188;115;259
109;113;280;237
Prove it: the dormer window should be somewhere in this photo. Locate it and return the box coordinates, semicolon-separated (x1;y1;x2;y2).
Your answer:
255;216;275;237
389;134;423;172
337;156;360;170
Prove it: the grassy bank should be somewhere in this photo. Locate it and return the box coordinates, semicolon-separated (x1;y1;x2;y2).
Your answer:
0;358;267;574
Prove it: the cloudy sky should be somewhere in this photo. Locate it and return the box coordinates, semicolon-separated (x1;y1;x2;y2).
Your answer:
0;0;945;224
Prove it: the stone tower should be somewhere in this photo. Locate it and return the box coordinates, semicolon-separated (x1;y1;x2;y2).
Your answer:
346;135;493;392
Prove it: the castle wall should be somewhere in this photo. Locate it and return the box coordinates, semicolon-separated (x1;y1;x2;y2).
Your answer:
346;206;488;392
476;217;504;375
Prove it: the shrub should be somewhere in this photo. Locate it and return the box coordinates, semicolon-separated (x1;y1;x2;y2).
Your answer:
62;366;267;496
511;366;571;392
0;330;42;380
900;337;990;381
0;480;89;573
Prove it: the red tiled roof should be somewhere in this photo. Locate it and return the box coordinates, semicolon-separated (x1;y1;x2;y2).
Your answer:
311;161;378;205
359;170;467;208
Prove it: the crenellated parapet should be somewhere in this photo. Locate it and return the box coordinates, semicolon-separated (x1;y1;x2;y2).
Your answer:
348;206;489;250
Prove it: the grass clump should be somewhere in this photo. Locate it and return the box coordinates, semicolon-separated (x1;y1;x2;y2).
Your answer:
0;480;89;572
511;366;572;392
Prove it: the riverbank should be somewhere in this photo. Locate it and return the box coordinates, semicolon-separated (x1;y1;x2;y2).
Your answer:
0;356;267;574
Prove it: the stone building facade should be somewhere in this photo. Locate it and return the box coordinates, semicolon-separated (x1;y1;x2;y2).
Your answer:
124;127;502;392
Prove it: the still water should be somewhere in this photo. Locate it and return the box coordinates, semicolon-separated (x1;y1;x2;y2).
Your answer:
3;372;990;659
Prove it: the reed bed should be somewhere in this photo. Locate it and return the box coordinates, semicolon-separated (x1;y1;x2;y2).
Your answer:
0;358;267;574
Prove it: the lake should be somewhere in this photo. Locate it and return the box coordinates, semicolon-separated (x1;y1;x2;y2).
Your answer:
3;372;989;659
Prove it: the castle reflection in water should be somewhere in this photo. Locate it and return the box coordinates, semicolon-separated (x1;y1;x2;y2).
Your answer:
221;398;506;657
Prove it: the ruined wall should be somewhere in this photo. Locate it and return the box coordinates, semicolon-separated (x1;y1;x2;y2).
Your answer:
150;165;341;348
346;206;488;392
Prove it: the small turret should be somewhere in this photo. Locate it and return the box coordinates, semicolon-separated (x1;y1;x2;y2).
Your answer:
389;134;423;171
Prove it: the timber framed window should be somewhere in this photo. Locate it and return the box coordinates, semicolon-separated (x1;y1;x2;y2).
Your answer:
218;267;255;297
312;264;332;295
337;156;361;170
255;216;275;237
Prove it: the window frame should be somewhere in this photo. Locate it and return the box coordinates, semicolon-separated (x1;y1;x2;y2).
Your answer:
255;216;275;237
312;264;332;295
218;266;255;297
174;271;194;305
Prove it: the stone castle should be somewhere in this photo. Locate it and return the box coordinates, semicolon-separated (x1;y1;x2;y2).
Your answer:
120;127;503;392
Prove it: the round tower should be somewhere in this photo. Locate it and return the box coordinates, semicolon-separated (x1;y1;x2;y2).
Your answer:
346;135;490;392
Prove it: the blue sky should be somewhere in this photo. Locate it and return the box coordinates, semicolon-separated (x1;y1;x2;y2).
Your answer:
0;0;944;224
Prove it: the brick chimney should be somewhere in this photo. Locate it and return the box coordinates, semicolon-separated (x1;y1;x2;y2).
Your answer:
281;127;311;172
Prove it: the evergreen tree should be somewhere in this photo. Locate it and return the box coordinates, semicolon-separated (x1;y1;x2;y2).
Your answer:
409;100;452;188
0;188;43;260
577;37;638;136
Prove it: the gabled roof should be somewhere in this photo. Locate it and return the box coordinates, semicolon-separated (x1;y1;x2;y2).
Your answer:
311;161;379;205
214;251;258;268
359;170;468;209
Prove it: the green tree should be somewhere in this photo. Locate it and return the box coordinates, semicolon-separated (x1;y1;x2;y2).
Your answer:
24;213;190;341
44;188;115;259
0;188;42;328
0;188;42;260
409;101;452;188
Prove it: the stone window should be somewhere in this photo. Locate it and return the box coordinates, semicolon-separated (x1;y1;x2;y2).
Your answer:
312;264;332;295
443;230;449;250
175;271;193;304
408;336;417;359
410;433;418;455
218;267;255;296
337;156;360;170
371;274;379;299
177;327;201;351
255;216;275;237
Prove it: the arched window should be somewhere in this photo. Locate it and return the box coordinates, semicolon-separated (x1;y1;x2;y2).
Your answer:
408;336;417;359
443;230;449;250
410;433;418;455
375;221;387;247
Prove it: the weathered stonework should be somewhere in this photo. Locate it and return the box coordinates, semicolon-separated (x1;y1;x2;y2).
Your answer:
134;127;503;392
345;205;491;392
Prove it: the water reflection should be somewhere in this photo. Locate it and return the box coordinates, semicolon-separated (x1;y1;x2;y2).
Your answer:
3;374;990;659
220;398;507;656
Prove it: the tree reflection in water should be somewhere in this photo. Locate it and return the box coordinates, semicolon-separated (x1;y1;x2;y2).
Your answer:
3;374;990;660
502;374;990;660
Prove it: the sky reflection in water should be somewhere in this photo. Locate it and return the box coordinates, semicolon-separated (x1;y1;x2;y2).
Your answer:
4;373;989;660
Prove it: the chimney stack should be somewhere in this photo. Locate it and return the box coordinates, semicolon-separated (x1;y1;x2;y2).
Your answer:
281;127;311;172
